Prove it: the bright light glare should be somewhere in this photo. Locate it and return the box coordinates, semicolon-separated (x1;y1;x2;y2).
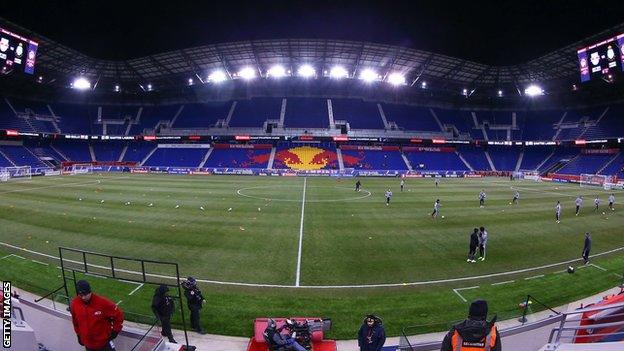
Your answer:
188;78;194;85
238;67;256;80
114;84;120;92
462;88;468;95
208;70;227;83
497;90;503;97
421;81;427;89
524;85;544;96
387;72;406;86
359;69;379;82
267;65;287;78
297;64;315;78
146;84;153;91
329;66;349;79
72;77;91;90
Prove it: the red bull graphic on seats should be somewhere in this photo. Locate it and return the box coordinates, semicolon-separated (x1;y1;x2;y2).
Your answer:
272;146;360;170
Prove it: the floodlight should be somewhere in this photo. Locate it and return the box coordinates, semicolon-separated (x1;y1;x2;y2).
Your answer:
267;65;287;78
497;90;503;97
387;72;406;86
237;67;256;80
359;69;379;82
72;77;91;90
114;84;120;92
462;88;468;95
329;66;349;79
208;70;227;83
188;78;194;85
297;64;315;78
421;81;427;89
524;84;544;96
147;84;153;91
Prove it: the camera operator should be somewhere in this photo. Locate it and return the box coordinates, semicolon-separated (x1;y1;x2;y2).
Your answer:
264;319;307;351
181;276;206;334
358;315;385;351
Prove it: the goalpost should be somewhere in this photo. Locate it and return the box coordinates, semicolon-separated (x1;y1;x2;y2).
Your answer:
580;173;613;189
0;166;32;181
62;163;94;175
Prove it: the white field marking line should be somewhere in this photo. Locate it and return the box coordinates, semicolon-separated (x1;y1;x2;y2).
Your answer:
491;280;515;286
590;263;608;272
31;259;49;266
236;184;371;203
0;254;15;260
0;176;130;195
524;274;544;280
452;286;480;303
295;177;307;287
116;300;123;306
128;283;144;296
2;241;623;289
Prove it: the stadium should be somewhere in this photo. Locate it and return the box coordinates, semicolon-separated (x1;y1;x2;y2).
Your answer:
1;2;624;351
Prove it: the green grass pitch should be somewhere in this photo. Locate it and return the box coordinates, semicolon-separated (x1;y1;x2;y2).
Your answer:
0;174;622;338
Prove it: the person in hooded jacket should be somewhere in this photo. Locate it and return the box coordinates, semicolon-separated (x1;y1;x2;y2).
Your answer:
263;318;307;351
358;315;386;351
151;284;176;343
441;299;501;351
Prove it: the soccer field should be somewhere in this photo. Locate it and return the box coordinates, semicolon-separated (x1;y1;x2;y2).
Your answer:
1;174;623;338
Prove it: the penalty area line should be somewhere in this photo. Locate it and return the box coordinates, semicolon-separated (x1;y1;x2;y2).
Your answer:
128;283;144;296
295;177;307;287
452;286;480;303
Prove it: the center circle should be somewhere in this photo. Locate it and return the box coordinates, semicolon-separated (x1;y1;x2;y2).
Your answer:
236;184;372;202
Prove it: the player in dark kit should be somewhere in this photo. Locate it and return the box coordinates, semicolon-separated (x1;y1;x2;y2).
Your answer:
467;228;479;263
355;180;362;192
582;232;592;264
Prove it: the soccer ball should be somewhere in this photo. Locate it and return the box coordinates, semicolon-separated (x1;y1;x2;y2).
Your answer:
602;211;606;215
567;266;575;274
227;207;232;212
175;204;180;209
441;215;445;219
509;202;512;205
200;206;205;211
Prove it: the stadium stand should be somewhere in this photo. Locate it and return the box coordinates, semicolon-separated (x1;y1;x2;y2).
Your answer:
340;146;407;170
381;103;440;131
204;144;271;168
433;108;473;137
53;104;96;134
92;141;126;162
0;145;47;167
404;149;469;171
557;154;614;175
173;102;230;128
51;140;93;163
537;148;579;173
142;147;208;167
230;98;281;127
284;98;328;128
121;142;156;163
519;147;553;171
331;98;384;129
488;146;521;171
273;143;340;170
599;153;624;176
458;147;491;170
128;105;181;135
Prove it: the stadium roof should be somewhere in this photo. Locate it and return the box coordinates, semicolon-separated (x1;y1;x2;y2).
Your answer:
1;16;624;105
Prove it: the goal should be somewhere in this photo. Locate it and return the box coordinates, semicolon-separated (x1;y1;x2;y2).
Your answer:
0;166;32;181
580;174;612;188
63;163;94;175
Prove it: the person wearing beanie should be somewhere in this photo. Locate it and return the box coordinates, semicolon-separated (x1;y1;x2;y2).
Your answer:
70;280;124;351
440;299;501;351
151;284;176;343
357;315;386;351
181;276;206;334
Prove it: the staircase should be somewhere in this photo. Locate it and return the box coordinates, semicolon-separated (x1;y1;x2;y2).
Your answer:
376;103;389;129
457;151;474;171
267;147;277;170
140;146;158;166
597;152;621;174
429;108;445;132
225;101;237;126
88;144;96;162
484;151;496;171
401;153;413;171
515;152;524;172
551;112;567;141
0;149;16;166
198;148;213;168
50;145;69;161
118;144;129;162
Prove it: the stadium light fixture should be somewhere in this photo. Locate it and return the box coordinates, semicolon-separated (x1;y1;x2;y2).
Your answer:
387;72;406;86
420;81;427;89
114;84;120;92
238;67;256;80
147;83;153;91
72;77;91;90
524;84;544;97
497;90;503;97
359;68;380;82
188;78;194;86
329;66;349;79
462;88;468;96
267;65;287;78
208;70;227;83
297;64;315;78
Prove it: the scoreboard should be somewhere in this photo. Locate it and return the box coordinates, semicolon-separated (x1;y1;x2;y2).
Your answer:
0;27;39;75
577;33;624;82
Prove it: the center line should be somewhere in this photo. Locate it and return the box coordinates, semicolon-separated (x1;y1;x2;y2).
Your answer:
295;177;307;287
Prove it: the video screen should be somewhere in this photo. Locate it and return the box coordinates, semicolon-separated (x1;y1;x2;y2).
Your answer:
577;33;623;82
0;27;39;75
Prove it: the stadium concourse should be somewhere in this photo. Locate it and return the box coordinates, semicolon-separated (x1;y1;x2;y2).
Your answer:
2;4;624;351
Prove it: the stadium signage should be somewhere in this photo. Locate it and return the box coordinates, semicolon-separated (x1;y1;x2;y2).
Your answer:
2;281;10;348
65;134;89;139
582;148;619;154
332;136;349;141
299;135;314;141
157;143;210;148
100;136;135;140
235;135;251;141
524;141;556;146
4;130;18;136
143;135;156;141
431;139;445;144
403;146;455;153
487;141;512;145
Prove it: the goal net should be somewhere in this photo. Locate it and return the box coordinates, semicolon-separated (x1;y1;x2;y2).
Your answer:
580;174;612;188
63;163;94;175
0;166;32;181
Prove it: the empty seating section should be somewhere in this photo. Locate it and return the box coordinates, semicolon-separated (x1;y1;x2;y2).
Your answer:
519;147;552;171
475;111;512;141
284;98;328;128
516;111;560;140
27;145;65;163
487;147;520;171
273;143;339;170
434;109;473;135
0;145;47;167
599;153;624;176
204;148;270;168
92;142;125;161
129;105;180;135
0;152;13;167
143;147;207;167
122;142;156;163
331;99;384;129
53;104;95;134
558;154;613;175
0;99;35;132
459;148;490;170
340;148;407;170
230;98;281;127
52;141;92;162
173;102;230;128
537;148;579;172
406;151;468;171
382;104;439;131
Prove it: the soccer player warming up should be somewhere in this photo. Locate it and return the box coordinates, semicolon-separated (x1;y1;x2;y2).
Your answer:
511;190;519;205
555;201;562;224
609;193;615;211
594;196;601;212
479;190;487;208
385;189;392;206
431;199;440;219
355;180;362;192
575;196;583;216
400;178;405;192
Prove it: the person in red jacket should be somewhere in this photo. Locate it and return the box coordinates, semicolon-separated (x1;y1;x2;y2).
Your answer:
70;280;124;351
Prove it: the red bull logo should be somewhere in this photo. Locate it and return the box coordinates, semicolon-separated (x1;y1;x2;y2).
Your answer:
274;146;340;170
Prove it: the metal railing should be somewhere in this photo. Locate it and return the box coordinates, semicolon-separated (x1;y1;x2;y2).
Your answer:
548;301;624;344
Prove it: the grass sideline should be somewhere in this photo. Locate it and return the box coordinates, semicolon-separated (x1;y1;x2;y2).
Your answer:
0;174;623;338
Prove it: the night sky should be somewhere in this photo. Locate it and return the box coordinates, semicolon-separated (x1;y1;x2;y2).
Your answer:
2;0;624;65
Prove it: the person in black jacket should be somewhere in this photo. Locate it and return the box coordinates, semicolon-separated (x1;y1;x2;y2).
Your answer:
467;228;479;263
358;315;385;351
181;277;206;334
441;300;501;351
151;285;176;343
582;232;592;264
